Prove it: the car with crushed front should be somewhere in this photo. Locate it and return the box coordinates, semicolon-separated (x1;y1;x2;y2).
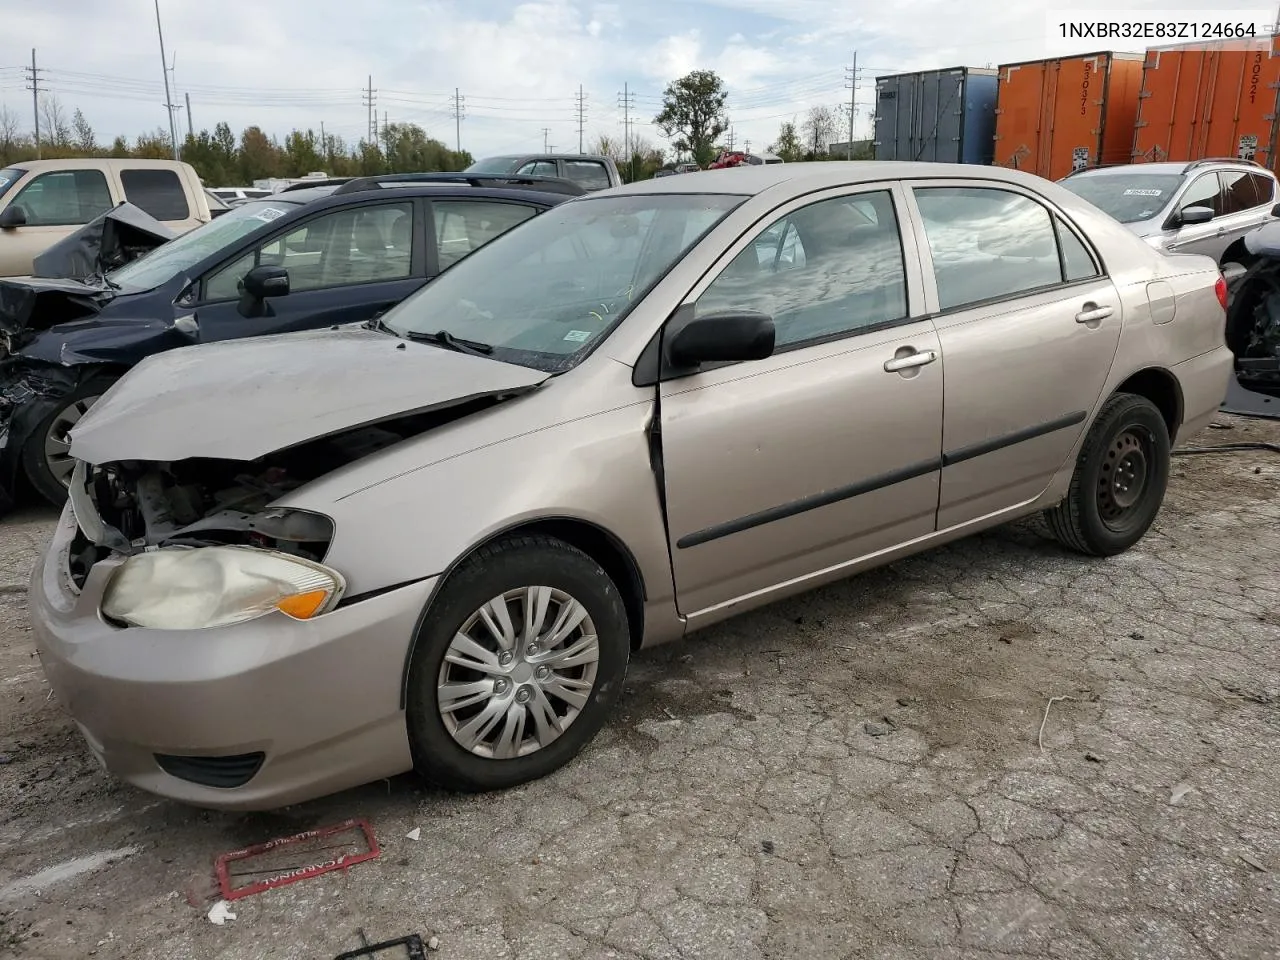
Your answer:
0;172;583;513
29;161;1234;810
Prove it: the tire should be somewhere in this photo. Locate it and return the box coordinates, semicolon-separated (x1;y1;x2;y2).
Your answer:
405;534;631;792
21;375;117;507
1044;393;1171;557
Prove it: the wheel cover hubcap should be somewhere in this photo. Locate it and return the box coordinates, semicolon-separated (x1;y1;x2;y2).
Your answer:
1097;428;1151;528
437;586;600;760
45;395;101;488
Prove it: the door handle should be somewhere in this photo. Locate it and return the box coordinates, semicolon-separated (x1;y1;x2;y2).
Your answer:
1075;304;1113;324
883;349;937;372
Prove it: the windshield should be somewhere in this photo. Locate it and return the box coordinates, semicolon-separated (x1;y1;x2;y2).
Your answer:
0;167;24;201
1059;173;1185;223
465;157;520;174
109;198;299;290
381;192;744;371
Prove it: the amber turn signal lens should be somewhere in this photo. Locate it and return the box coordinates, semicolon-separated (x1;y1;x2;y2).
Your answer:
276;590;333;620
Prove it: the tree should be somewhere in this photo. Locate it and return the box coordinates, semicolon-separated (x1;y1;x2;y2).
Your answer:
239;125;280;182
802;106;837;159
108;135;131;158
0;105;24;164
72;109;97;154
769;121;804;163
39;94;73;151
654;70;728;169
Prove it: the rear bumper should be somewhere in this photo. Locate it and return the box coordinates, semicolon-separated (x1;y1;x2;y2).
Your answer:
29;505;434;810
1174;344;1235;440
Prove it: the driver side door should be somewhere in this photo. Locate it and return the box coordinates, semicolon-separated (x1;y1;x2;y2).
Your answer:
1165;172;1227;259
191;200;424;342
656;184;945;618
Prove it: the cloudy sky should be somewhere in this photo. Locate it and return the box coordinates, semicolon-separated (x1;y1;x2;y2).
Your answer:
0;0;1268;165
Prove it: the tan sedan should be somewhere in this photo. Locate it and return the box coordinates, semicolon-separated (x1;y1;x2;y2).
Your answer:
29;162;1233;809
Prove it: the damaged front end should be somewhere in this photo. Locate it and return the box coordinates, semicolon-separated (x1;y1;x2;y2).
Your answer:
1227;225;1280;401
0;361;81;513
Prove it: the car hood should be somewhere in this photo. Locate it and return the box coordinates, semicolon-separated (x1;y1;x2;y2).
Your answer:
68;326;550;464
0;275;115;340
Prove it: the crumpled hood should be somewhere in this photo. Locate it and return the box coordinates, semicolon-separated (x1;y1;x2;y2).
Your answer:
68;326;550;464
0;275;114;340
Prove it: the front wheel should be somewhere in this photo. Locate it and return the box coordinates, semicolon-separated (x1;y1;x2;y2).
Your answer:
21;375;117;507
405;535;631;792
1044;393;1171;557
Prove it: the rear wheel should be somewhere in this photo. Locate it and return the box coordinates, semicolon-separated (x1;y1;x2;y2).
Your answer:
405;535;630;792
21;375;116;507
1044;393;1171;557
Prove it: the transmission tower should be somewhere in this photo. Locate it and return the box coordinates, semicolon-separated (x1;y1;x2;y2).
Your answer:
451;88;466;153
844;54;860;159
362;76;377;143
617;83;636;178
574;85;587;153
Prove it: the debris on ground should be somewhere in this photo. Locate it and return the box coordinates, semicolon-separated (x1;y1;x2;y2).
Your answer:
1170;783;1196;805
334;931;428;959
863;722;889;737
206;902;236;926
215;819;381;901
761;840;775;855
405;828;421;842
428;936;440;951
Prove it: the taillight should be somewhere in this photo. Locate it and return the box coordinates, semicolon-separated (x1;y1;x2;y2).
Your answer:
1215;275;1228;312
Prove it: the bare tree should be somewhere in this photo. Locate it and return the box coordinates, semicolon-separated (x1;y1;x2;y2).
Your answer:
39;93;73;149
802;105;837;158
0;104;23;162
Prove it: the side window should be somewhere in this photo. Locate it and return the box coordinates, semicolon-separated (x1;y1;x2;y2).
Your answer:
432;200;538;271
517;161;558;177
695;190;908;348
204;202;414;300
10;170;112;226
913;186;1064;311
1055;216;1100;282
1249;173;1276;206
1177;174;1223;217
120;168;190;220
1219;171;1264;215
564;161;612;190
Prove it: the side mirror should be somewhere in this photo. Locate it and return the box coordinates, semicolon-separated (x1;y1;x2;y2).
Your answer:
242;264;290;300
1271;202;1280;218
0;205;27;229
1175;205;1215;226
666;310;776;368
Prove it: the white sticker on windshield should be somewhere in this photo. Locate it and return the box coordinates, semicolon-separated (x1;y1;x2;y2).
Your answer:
563;329;591;342
1123;188;1163;197
254;207;288;222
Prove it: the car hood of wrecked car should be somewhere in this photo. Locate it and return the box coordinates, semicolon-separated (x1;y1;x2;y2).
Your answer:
66;326;551;464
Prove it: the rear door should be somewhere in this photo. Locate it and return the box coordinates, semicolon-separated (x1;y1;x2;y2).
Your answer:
191;198;424;341
426;198;541;274
657;184;944;616
117;166;201;232
907;181;1122;529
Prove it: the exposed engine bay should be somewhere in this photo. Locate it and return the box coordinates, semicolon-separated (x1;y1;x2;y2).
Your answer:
65;394;507;590
1226;257;1280;399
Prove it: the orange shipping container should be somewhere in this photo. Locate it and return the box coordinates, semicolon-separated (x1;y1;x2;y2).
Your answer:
1132;38;1280;171
994;51;1144;181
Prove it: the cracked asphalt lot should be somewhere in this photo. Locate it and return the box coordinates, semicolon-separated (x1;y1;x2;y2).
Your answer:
1;416;1277;960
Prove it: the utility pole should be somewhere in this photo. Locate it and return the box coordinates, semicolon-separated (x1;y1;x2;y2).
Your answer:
744;138;751;154
575;85;587;153
451;88;465;153
845;52;858;160
542;127;551;151
24;49;40;160
617;83;636;180
185;92;194;138
154;0;180;160
362;76;377;143
726;128;736;151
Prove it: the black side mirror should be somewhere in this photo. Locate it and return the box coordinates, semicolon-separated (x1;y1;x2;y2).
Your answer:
238;265;289;317
666;309;776;368
1175;205;1215;226
0;205;27;229
1271;202;1280;218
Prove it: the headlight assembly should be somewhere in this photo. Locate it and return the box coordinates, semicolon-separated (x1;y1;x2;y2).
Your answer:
100;545;346;630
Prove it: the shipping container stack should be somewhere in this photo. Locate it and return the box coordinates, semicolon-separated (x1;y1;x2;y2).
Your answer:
1132;37;1280;171
992;51;1145;181
872;67;999;164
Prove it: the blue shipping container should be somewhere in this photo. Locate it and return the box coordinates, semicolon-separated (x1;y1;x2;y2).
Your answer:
873;67;999;165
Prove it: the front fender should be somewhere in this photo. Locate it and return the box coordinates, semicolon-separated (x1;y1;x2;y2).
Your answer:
292;400;675;611
0;362;81;513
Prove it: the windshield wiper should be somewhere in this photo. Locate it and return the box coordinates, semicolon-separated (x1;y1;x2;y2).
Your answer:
364;313;393;334
402;329;494;356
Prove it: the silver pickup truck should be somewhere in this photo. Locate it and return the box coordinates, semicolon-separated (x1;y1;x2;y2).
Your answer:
464;153;622;191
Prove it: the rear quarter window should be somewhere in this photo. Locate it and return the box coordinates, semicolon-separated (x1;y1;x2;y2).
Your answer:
121;168;191;221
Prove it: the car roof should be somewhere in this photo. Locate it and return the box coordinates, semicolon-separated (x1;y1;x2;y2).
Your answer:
1067;160;1275;178
607;160;1087;197
245;180;578;211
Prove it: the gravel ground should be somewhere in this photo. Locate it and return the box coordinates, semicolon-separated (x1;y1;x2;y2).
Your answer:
0;415;1277;960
